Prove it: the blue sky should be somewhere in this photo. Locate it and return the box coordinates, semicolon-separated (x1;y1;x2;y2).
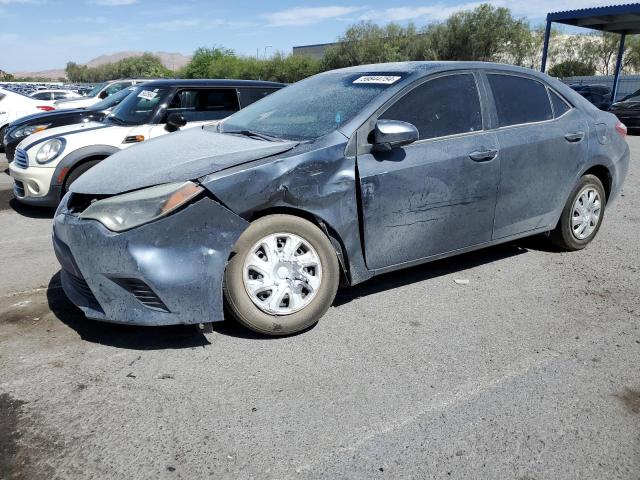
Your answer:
0;0;626;72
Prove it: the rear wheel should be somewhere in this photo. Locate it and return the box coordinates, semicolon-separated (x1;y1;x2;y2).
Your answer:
224;214;340;335
550;174;606;251
63;159;101;193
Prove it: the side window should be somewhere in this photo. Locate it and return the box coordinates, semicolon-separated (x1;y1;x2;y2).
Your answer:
488;74;553;127
166;89;240;122
105;82;129;96
32;92;50;100
549;90;570;117
53;92;69;100
237;88;278;108
380;74;482;140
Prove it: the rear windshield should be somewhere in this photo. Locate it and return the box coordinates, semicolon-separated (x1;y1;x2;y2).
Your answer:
218;72;406;140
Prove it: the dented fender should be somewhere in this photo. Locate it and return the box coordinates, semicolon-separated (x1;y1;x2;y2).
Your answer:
200;132;373;285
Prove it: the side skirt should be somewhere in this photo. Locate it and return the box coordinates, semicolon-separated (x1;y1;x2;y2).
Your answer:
369;226;551;278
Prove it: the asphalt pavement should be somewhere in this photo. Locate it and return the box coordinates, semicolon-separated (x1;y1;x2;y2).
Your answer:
0;143;639;479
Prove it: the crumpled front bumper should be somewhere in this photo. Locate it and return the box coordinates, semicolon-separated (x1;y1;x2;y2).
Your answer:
53;194;248;326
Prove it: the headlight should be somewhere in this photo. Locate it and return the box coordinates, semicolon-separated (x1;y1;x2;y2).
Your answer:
35;138;64;164
12;124;50;139
79;181;204;232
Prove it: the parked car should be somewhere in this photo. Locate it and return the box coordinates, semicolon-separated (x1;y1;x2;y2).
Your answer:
54;79;148;110
608;87;640;130
10;79;284;206
30;89;82;101
4;86;137;162
52;62;629;336
570;84;613;110
0;87;55;151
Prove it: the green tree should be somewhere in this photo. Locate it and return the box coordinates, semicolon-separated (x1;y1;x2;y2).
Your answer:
426;4;531;62
548;60;596;78
322;21;433;69
65;54;170;83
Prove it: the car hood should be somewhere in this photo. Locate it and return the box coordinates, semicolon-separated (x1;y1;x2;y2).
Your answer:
8;108;86;126
71;127;298;195
611;101;640;110
20;121;108;150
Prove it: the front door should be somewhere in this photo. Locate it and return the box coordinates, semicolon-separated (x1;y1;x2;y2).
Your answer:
357;72;501;270
148;88;241;138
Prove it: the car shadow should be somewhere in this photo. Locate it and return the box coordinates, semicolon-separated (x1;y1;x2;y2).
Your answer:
47;272;212;350
334;237;546;306
8;198;55;219
47;234;556;345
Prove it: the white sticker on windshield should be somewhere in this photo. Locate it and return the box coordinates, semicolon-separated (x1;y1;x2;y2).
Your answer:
353;75;401;84
137;90;157;100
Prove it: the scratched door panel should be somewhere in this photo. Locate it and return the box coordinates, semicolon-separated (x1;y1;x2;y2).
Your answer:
358;131;500;270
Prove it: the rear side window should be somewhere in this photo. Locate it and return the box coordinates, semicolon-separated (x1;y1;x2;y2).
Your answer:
166;88;239;122
0;93;5;102
105;82;131;96
237;88;279;108
381;73;482;140
549;90;570;117
32;92;52;100
488;74;553;127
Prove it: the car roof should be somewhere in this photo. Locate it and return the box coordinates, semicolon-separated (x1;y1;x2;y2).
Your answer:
330;61;558;80
134;79;287;88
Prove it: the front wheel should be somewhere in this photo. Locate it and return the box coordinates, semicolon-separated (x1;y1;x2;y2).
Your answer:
224;214;340;335
551;174;606;251
0;125;8;152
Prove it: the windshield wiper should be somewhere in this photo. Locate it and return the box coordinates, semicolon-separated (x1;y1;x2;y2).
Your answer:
106;115;127;125
223;129;283;142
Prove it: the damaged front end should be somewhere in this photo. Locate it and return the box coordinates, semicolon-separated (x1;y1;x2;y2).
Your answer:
53;190;248;326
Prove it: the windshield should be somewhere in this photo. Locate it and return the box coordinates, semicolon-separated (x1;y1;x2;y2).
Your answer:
89;87;136;111
87;82;108;98
218;72;406;140
620;89;640;102
107;86;169;125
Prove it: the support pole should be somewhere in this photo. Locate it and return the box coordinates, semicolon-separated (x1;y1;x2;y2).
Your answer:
541;19;552;72
611;32;627;103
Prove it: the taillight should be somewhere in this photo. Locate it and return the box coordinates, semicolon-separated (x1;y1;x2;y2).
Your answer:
37;105;55;111
615;121;627;137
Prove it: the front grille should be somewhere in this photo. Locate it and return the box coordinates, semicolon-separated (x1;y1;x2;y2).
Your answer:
13;181;25;198
111;277;169;312
67;272;96;300
14;148;28;169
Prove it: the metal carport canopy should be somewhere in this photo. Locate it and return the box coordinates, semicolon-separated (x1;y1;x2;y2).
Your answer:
541;3;640;101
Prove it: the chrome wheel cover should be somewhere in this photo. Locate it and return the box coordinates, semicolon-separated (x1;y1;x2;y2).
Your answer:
571;187;602;240
242;232;323;315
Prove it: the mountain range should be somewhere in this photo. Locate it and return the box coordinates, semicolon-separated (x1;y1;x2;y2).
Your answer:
11;51;192;80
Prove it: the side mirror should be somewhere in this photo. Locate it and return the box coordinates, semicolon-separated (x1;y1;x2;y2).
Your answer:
165;113;187;132
372;119;419;152
98;91;108;99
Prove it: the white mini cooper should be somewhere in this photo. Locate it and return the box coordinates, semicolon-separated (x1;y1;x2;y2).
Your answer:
9;79;284;206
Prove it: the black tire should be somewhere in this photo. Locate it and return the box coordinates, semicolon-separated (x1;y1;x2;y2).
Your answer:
224;214;340;336
63;159;101;192
0;125;8;153
550;174;606;251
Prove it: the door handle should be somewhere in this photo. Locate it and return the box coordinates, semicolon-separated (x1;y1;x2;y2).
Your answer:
469;149;498;162
564;131;585;142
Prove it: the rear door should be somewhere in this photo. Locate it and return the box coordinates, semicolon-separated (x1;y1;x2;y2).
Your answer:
485;73;589;239
357;72;501;270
